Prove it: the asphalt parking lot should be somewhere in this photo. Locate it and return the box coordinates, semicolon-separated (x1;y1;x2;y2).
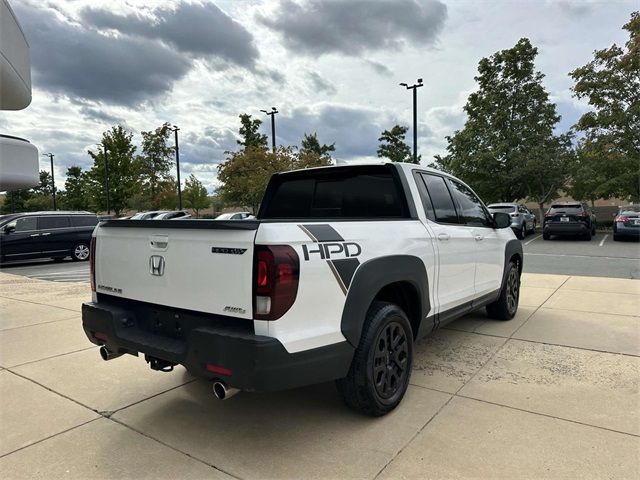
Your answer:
522;231;640;279
0;271;638;479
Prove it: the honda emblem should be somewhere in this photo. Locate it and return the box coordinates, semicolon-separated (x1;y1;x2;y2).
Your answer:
149;255;165;276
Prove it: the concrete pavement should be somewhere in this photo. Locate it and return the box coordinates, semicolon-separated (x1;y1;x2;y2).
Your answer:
0;272;638;479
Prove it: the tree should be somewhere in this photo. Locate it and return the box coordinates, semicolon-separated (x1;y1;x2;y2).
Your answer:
298;132;335;168
86;126;140;215
521;133;576;222
138;123;175;207
217;146;329;213
300;132;335;157
154;179;179;209
26;171;54;211
0;189;32;214
569;11;640;202
435;38;565;203
62;166;89;211
377;125;416;163
183;174;210;217
237;114;268;150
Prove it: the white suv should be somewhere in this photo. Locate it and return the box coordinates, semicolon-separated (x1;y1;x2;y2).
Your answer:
83;163;521;416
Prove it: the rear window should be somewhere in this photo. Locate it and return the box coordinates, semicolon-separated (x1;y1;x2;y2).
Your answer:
549;204;583;213
39;216;70;229
488;205;516;212
620;206;640;214
260;166;408;219
70;215;98;227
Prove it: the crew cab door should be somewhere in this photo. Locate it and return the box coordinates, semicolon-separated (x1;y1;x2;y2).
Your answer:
414;172;476;315
37;215;72;255
446;179;503;298
1;216;40;259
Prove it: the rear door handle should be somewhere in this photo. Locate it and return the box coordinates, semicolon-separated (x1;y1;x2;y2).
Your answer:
30;233;40;237
437;233;450;241
474;235;484;241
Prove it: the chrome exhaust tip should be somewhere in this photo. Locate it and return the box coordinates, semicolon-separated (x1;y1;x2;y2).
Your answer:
213;381;240;400
99;345;123;361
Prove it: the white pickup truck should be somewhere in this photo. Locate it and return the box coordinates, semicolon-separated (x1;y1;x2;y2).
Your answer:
83;163;522;416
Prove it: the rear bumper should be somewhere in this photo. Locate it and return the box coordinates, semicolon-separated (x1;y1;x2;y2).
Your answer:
82;299;353;392
614;223;640;237
543;222;589;235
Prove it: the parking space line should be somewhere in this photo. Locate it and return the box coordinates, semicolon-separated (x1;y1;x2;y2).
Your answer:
599;234;608;247
524;234;542;246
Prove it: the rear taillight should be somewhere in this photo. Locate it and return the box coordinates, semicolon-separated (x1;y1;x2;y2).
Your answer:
545;212;553;217
577;211;588;217
615;215;629;223
253;245;299;320
90;237;96;292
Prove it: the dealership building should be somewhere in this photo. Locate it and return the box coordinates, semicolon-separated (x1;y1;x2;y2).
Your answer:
0;0;38;191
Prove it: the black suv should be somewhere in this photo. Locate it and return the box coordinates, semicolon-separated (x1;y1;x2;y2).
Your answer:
0;211;98;263
543;203;597;240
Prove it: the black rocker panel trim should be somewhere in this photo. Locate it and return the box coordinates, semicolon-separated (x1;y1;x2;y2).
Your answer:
341;255;431;347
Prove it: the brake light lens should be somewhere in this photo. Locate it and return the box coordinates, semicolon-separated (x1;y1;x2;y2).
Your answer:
90;237;96;292
545;211;553;217
253;245;299;320
576;211;588;217
615;215;629;223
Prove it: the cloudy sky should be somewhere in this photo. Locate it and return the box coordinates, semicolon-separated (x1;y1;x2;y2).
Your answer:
1;0;636;192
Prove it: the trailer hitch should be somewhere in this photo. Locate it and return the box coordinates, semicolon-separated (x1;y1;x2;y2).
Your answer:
145;355;176;372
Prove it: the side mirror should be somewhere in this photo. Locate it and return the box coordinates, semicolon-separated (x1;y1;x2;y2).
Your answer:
3;225;15;234
493;212;511;229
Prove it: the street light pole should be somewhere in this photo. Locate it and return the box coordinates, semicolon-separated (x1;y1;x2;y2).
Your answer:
96;143;110;215
171;126;182;210
399;78;424;163
260;107;278;153
42;153;56;210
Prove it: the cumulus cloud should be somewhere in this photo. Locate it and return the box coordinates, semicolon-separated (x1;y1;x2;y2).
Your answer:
81;2;259;68
307;71;337;95
14;4;191;105
258;0;447;56
277;103;400;159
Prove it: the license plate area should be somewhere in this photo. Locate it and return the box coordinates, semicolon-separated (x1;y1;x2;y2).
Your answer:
560;217;569;222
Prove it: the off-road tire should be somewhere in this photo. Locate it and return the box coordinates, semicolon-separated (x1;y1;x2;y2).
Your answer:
486;261;520;321
336;301;413;417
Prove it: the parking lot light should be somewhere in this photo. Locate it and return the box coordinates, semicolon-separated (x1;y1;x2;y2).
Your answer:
399;79;424;163
42;152;56;210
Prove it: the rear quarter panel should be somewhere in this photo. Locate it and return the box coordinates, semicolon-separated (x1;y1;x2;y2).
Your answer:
255;220;436;353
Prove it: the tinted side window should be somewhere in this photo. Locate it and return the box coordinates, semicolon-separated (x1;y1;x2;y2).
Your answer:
15;217;38;232
39;216;70;230
70;215;98;227
448;180;492;227
422;174;459;224
413;172;436;221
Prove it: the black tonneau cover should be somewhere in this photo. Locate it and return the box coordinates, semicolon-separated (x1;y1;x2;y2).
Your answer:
100;219;260;230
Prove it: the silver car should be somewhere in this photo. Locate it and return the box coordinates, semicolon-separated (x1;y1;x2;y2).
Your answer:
487;203;536;239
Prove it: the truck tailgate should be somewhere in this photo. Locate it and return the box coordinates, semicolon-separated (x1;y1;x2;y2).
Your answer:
94;220;257;319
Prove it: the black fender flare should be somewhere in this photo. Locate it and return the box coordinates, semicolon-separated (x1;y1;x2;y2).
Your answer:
340;255;430;347
501;239;523;290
